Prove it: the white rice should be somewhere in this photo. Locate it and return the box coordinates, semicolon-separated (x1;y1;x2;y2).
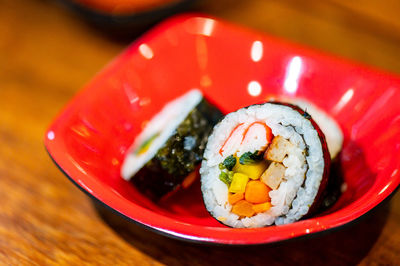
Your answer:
270;97;343;159
200;103;326;228
289;99;343;159
121;89;203;180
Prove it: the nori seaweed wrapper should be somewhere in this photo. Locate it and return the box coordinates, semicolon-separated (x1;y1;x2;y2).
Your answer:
315;157;343;213
131;99;223;200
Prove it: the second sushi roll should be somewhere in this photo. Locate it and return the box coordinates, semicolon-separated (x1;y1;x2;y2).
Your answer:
200;102;331;228
121;89;223;200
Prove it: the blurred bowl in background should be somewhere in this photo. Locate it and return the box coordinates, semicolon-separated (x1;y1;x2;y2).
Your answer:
57;0;197;37
71;0;184;14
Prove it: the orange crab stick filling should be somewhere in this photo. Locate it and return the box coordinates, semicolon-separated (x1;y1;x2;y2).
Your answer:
219;122;273;156
219;123;245;156
241;121;273;145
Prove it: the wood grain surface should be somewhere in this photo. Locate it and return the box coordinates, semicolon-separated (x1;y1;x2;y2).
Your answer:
1;0;400;265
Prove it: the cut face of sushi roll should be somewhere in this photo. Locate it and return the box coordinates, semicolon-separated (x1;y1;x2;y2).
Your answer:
200;102;330;228
121;89;223;200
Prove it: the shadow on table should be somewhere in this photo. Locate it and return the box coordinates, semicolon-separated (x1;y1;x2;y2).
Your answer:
92;197;389;266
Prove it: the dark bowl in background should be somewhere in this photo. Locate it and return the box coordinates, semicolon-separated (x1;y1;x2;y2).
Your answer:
57;0;198;37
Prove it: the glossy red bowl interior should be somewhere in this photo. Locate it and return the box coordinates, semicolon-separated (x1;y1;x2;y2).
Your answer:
45;14;400;245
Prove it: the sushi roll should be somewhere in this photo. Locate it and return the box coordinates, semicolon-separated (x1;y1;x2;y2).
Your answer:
121;89;223;200
200;102;330;228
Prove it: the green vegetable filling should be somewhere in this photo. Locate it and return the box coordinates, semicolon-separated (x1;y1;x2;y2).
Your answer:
135;133;159;155
239;151;263;165
219;171;234;185
222;155;236;171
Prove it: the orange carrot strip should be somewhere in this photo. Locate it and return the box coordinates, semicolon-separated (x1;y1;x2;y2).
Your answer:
244;180;271;204
253;202;272;213
228;192;244;205
181;171;198;188
231;200;255;217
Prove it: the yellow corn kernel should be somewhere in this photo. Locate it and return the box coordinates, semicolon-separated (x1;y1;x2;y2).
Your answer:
233;159;268;180
229;173;249;193
252;202;272;213
217;216;227;222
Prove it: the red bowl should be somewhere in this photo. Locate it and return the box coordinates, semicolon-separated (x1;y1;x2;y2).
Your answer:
45;14;400;245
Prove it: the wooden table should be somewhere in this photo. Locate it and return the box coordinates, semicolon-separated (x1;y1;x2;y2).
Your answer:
1;0;400;264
